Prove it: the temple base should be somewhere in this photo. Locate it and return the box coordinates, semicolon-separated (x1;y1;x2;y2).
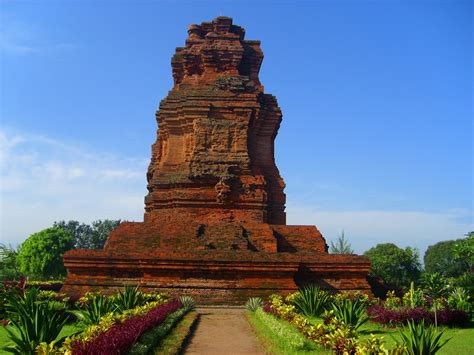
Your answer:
63;223;371;304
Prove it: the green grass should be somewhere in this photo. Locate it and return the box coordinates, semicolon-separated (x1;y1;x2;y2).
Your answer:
246;310;330;354
153;311;199;355
358;322;474;354
0;323;82;354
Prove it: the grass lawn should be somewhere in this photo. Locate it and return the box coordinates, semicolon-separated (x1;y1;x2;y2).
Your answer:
0;323;82;354
153;310;199;355
246;311;330;354
358;322;474;354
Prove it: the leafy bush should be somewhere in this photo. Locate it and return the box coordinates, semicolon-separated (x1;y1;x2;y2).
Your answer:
37;290;69;303
245;297;263;312
396;320;451;355
384;290;402;309
179;296;195;311
367;305;469;326
290;286;330;318
368;305;432;325
69;300;182;354
113;286;146;312
1;278;27;320
330;299;369;330
402;281;426;309
436;308;470;327
333;290;374;308
2;288;69;354
447;287;471;313
71;294;116;325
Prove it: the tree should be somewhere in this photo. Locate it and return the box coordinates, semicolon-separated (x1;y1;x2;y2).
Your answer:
16;227;74;279
54;219;120;249
330;230;354;254
364;243;422;289
424;239;466;277
453;232;474;273
422;273;449;327
0;244;21;280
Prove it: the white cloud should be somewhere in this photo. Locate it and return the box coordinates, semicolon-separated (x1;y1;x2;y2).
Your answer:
287;204;473;256
0;129;147;246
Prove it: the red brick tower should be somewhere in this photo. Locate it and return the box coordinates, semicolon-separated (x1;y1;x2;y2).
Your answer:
63;17;370;304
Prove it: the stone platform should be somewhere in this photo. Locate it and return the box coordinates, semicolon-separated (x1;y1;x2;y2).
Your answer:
63;221;370;304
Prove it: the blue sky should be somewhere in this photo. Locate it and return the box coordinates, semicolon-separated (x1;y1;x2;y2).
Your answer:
1;0;472;256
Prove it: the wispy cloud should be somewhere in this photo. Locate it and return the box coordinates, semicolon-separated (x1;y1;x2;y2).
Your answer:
1;128;471;256
287;204;473;256
0;129;147;245
0;18;75;55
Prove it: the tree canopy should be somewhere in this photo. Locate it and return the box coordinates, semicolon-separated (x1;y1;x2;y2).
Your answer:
16;227;74;279
364;243;422;289
424;239;467;277
53;219;120;249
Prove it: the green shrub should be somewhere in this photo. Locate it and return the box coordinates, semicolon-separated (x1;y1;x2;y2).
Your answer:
384;290;402;310
2;288;69;354
403;281;426;309
291;285;330;318
396;320;451;355
245;297;263;312
71;294;115;325
330;299;369;330
179;296;195;311
447;287;471;313
113;286;146;312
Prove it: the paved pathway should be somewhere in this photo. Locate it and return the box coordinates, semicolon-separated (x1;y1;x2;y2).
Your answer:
183;308;264;355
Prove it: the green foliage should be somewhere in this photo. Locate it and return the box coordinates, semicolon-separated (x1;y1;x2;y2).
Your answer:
178;296;195;311
0;244;21;280
113;286;145;312
384;290;402;310
364;243;422;288
453;232;474;273
2;288;69;354
452;271;474;299
333;290;374;308
252;308;316;352
330;230;354;254
424;239;467;278
396;320;451;355
54;219;120;250
71;294;115;325
447;287;471;313
245;297;263;312
16;227;74;279
422;273;450;327
37;290;69;303
291;286;330;317
330;299;370;330
403;281;426;309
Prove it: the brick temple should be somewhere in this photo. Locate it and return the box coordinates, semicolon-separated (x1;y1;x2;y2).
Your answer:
62;16;370;304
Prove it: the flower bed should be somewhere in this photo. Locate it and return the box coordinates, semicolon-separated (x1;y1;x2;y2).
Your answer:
68;299;182;354
367;305;469;326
